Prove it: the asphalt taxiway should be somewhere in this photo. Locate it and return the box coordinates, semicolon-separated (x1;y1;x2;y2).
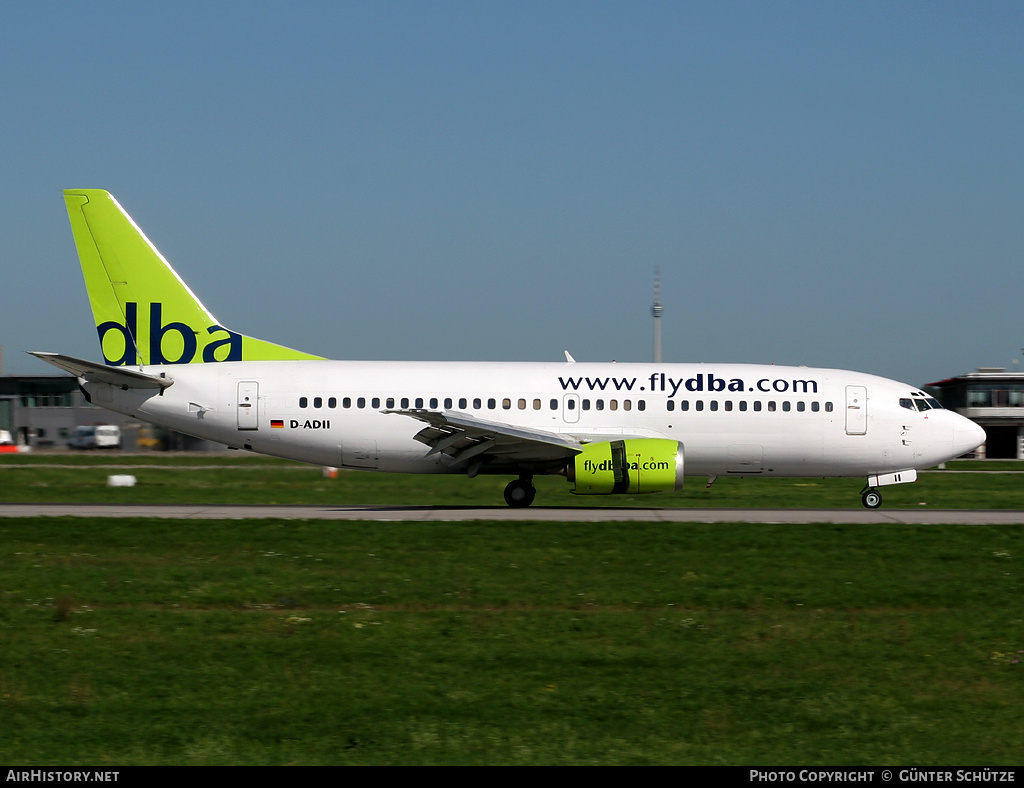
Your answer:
2;503;1023;523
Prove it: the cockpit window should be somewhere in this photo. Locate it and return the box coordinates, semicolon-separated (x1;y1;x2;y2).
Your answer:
903;395;943;411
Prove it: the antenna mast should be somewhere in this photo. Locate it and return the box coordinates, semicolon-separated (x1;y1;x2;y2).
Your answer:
651;266;663;363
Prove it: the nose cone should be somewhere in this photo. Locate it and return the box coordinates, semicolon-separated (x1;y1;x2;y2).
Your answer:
953;418;986;457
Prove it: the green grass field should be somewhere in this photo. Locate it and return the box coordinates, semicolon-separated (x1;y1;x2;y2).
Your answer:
1;456;1022;764
1;454;1022;508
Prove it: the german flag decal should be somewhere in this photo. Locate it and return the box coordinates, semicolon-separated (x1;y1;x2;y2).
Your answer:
271;419;284;429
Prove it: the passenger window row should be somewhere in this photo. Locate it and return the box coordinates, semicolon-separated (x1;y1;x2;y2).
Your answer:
298;396;554;410
297;396;647;411
296;395;828;414
667;400;834;413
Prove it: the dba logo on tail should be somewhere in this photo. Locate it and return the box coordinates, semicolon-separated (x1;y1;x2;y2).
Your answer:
99;301;242;365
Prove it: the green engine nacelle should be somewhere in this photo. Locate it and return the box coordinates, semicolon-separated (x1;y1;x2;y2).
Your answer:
569;439;684;495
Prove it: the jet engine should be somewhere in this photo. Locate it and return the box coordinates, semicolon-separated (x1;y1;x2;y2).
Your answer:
567;439;684;495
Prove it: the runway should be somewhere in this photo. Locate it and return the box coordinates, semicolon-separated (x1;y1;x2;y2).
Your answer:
2;502;1023;523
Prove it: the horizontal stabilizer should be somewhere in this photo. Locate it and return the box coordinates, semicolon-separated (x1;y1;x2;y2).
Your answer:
29;352;173;390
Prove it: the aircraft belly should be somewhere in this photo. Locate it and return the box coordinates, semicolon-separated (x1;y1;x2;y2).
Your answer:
680;420;826;476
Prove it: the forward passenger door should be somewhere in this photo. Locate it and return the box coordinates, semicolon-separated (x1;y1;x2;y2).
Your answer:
845;385;867;435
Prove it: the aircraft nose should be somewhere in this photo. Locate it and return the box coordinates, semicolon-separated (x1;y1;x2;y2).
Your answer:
953;418;986;457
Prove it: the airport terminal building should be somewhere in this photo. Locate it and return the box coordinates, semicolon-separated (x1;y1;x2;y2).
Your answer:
928;368;1024;459
0;374;217;451
0;374;123;448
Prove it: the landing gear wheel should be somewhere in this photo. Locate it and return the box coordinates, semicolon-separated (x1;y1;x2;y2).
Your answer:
504;478;536;508
861;489;882;509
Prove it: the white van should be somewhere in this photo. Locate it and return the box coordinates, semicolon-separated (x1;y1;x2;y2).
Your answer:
69;425;121;450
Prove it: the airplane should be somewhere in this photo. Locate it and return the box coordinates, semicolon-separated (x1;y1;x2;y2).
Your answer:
32;189;986;509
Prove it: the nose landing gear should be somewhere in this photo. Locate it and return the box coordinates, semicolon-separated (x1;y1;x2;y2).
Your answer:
860;488;882;509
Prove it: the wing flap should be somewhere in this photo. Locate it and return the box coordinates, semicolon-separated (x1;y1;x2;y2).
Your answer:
386;409;582;465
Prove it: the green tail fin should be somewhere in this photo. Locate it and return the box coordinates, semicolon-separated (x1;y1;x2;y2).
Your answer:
64;189;323;366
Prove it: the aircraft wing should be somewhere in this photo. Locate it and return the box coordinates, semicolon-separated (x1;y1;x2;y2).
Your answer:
29;352;173;390
386;409;582;469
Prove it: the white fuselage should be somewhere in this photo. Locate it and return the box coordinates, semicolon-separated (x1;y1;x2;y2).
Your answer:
83;359;984;479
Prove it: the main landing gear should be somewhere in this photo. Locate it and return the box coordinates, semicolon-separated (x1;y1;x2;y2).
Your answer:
860;488;882;509
504;476;536;508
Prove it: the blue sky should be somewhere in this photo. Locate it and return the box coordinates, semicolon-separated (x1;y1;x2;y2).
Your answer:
2;1;1022;385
